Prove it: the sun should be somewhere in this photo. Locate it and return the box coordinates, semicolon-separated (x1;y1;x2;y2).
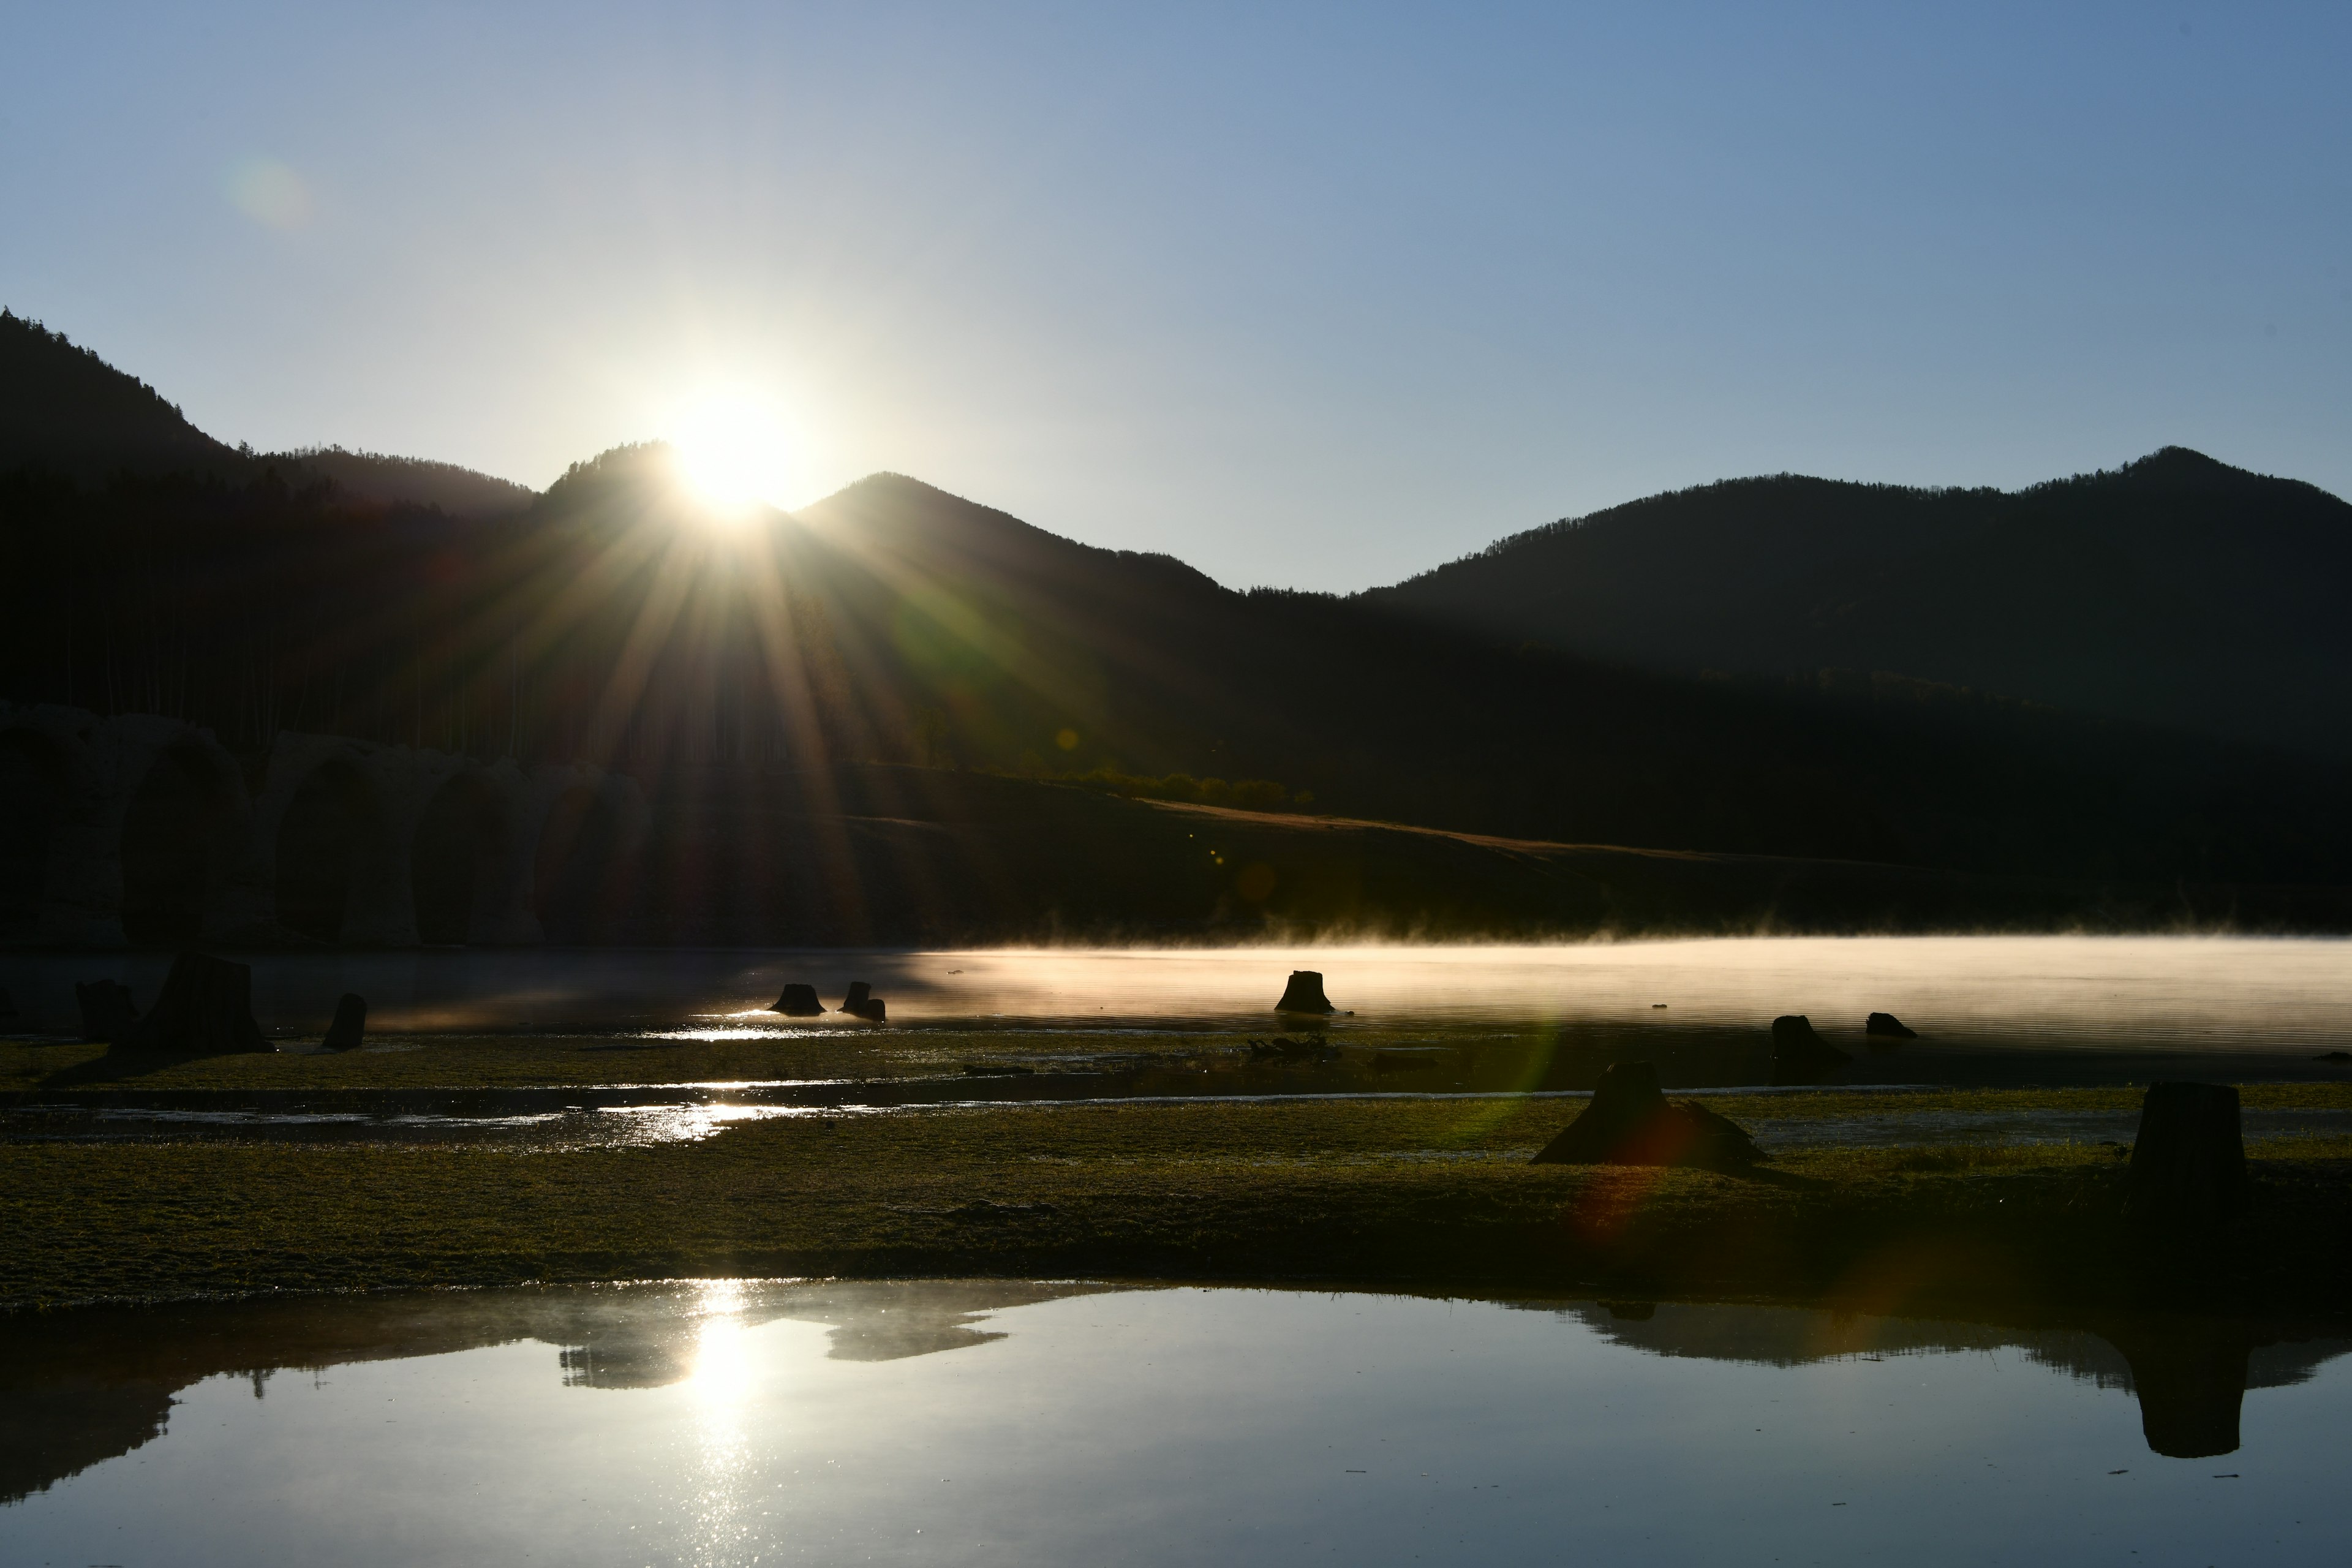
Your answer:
670;390;792;515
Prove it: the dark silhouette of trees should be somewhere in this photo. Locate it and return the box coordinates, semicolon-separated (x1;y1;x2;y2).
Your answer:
1371;449;2352;757
7;312;2352;900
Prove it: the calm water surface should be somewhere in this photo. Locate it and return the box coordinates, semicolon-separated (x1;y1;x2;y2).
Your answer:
4;1281;2348;1567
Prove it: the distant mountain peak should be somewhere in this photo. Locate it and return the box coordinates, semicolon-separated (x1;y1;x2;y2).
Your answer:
1373;445;2352;757
2112;445;2247;486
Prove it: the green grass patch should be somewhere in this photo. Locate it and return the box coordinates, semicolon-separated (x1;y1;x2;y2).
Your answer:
5;1093;2346;1313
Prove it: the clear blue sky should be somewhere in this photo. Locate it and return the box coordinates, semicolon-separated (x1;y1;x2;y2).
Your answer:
6;2;2348;590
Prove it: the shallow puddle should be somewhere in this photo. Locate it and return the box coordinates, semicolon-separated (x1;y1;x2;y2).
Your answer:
3;1281;2347;1566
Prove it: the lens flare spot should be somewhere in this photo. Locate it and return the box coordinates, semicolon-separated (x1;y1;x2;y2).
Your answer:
227;158;311;229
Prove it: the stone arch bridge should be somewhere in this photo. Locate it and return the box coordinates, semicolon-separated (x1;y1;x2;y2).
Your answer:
0;704;647;948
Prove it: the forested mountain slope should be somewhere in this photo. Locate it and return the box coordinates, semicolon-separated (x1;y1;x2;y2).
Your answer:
1371;450;2352;757
6;321;2350;902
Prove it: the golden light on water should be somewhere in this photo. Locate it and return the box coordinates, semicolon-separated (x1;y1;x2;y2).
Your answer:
690;1304;754;1403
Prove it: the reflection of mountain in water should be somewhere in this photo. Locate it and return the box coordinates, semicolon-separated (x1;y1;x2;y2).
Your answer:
552;1279;1115;1388
1527;1298;2352;1460
0;1278;1116;1504
10;1284;2349;1506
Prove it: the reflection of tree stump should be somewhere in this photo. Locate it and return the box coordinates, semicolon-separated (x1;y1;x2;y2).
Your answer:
321;993;367;1052
121;952;269;1055
1531;1061;1760;1168
75;980;140;1043
770;984;824;1017
2103;1319;2252;1458
1275;970;1335;1014
2127;1082;2247;1227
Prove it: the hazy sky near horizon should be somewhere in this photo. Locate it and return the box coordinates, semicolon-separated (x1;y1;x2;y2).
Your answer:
6;1;2349;590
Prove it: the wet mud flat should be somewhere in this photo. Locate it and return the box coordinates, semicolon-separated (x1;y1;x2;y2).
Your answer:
6;1083;2352;1155
4;1071;2350;1316
6;1005;2351;1329
5;1022;2352;1152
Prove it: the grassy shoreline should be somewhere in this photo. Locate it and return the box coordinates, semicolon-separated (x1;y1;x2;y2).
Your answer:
6;1078;2349;1315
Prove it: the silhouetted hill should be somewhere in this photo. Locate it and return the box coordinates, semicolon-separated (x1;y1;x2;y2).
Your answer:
7;333;2352;929
273;446;535;519
1370;450;2352;757
0;311;243;481
1;312;532;515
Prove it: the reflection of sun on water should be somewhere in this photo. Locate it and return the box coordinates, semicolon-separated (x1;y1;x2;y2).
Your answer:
690;1279;753;1400
687;1281;757;1564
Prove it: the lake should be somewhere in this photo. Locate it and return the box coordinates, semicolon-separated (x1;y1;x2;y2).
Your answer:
4;1280;2348;1567
7;935;2352;1042
9;936;2352;1104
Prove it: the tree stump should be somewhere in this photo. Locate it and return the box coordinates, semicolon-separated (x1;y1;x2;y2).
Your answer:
1865;1012;1918;1039
75;980;140;1043
2127;1082;2247;1226
321;993;368;1052
770;984;825;1017
1275;970;1335;1014
121;952;269;1055
838;981;873;1016
1531;1061;1760;1168
1771;1014;1850;1066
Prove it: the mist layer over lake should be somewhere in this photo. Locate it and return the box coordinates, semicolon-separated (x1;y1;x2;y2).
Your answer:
6;936;2350;1051
5;1281;2348;1567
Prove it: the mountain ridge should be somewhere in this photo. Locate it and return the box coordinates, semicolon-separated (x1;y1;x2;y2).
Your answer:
1369;447;2352;756
0;311;533;519
8;315;2352;929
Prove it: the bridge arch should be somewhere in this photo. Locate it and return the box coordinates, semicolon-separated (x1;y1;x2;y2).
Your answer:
532;769;645;944
119;738;246;946
0;723;79;944
411;771;515;945
273;758;394;945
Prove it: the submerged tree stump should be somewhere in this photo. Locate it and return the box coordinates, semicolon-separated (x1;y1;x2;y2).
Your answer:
1865;1012;1918;1039
321;993;368;1053
121;952;269;1055
770;984;825;1017
1531;1061;1760;1169
1275;970;1335;1014
2127;1082;2247;1227
75;980;140;1044
1771;1015;1850;1068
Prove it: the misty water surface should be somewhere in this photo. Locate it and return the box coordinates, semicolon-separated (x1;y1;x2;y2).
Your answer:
7;935;2351;1047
